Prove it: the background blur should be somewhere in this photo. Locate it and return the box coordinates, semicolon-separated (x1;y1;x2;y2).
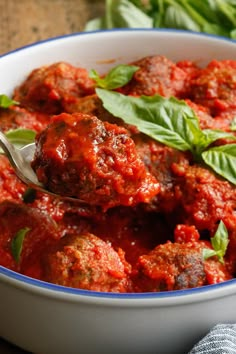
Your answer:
0;0;104;55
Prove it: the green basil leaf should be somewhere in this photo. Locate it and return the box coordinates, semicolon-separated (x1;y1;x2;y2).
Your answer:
202;248;218;260
5;128;36;148
230;117;236;131
84;0;153;30
197;129;236;152
89;65;139;90
230;29;236;39
211;220;229;260
11;227;30;263
202;143;236;185
188;0;220;23
164;5;201;31
84;17;106;31
202;22;229;37
0;94;19;109
107;0;153;28
203;220;229;264
96;88;201;152
84;0;236;39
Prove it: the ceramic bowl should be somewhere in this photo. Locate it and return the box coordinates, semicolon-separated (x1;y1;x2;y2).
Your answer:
0;29;236;354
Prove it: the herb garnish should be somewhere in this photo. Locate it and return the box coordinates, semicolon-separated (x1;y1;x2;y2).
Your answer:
89;64;139;90
96;88;236;185
85;0;236;39
5;128;36;148
202;221;229;264
0;94;19;109
11;227;30;263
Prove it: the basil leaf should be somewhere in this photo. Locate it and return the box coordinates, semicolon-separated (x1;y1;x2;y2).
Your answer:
202;144;236;185
202;248;218;260
0;94;19;109
203;220;229;264
90;65;139;90
230;117;236;131
84;17;106;31
96;88;202;152
5;128;36;148
85;0;236;39
84;0;153;30
164;5;201;32
196;129;236;154
107;0;153;28
11;227;30;263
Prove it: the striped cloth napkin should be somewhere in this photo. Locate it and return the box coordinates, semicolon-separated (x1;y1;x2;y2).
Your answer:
189;324;236;353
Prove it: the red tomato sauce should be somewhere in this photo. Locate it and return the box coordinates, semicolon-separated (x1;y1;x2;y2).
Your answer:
0;55;235;293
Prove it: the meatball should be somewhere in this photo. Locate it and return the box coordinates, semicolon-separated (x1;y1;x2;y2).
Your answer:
119;55;188;98
0;106;49;133
13;62;95;114
0;201;59;278
133;133;190;213
172;163;236;232
63;93;139;135
189;60;236;116
42;232;132;292
134;237;231;292
135;241;206;292
32;112;160;210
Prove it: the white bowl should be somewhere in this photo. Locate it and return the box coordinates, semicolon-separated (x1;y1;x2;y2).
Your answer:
0;29;236;354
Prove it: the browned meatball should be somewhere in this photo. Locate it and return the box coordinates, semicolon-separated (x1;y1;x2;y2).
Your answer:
13;62;95;114
42;232;132;292
134;238;232;292
135;241;206;292
133;134;190;213
0;106;49;133
119;55;188;98
172;163;236;232
189;60;236;116
63;93;139;135
32;112;160;210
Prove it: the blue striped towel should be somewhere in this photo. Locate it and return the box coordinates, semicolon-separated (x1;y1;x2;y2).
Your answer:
189;324;236;354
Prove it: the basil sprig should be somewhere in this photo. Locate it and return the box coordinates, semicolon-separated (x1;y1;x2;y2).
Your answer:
96;88;236;185
89;64;139;90
11;227;30;263
85;0;236;39
0;94;19;109
203;221;229;264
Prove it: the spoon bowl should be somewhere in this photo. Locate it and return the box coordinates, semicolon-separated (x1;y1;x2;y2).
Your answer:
0;131;86;203
0;131;40;186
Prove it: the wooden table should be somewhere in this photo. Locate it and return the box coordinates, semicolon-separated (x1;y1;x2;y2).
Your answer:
0;0;104;55
0;1;104;352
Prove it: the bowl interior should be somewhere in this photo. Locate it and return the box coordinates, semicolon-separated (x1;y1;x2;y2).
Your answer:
0;29;236;300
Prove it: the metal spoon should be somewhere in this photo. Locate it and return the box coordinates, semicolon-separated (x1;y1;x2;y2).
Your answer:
0;131;41;185
0;131;86;203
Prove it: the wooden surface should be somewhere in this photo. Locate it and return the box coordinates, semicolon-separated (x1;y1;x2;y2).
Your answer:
0;1;104;352
0;0;104;55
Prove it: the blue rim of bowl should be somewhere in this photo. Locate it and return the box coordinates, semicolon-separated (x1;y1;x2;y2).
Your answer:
0;28;235;60
1;265;236;299
0;28;235;299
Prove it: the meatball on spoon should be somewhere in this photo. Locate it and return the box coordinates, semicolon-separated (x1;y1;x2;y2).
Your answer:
0;113;159;209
